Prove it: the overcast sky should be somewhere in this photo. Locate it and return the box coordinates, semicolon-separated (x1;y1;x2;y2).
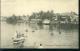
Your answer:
1;0;78;16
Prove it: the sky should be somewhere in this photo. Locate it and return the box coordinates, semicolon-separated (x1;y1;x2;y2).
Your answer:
1;0;78;16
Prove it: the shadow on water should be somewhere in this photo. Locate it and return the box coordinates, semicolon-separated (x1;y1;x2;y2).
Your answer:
37;24;43;30
60;23;78;30
7;22;78;33
28;23;78;35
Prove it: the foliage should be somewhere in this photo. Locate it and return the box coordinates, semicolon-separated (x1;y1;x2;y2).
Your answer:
6;14;22;24
29;10;54;21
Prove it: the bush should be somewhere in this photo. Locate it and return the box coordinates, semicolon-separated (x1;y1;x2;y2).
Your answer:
6;15;17;24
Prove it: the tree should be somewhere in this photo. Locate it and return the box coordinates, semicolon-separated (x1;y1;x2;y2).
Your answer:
6;14;17;24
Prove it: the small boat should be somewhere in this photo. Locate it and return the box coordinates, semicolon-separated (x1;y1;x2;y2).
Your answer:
12;32;25;48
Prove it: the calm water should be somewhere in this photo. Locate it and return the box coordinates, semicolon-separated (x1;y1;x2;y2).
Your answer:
1;22;79;48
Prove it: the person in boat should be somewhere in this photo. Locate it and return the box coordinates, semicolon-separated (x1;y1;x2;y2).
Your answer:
12;31;25;48
12;31;20;48
12;31;20;41
18;33;25;48
19;34;25;43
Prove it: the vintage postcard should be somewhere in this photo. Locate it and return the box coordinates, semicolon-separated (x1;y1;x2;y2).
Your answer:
0;0;79;48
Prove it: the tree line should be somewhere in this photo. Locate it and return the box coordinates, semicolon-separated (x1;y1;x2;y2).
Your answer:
6;10;78;25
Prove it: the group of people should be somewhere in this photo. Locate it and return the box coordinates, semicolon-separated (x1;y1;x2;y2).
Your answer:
12;31;25;48
12;30;44;48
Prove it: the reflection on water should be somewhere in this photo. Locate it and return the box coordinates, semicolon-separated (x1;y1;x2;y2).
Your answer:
1;22;79;48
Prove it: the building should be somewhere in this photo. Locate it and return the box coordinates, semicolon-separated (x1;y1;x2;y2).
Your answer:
42;19;50;25
30;19;41;24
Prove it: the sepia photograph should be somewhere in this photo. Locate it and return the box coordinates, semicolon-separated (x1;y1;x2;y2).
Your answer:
0;0;79;48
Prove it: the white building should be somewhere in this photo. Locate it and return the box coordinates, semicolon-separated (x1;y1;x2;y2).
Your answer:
42;19;50;24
